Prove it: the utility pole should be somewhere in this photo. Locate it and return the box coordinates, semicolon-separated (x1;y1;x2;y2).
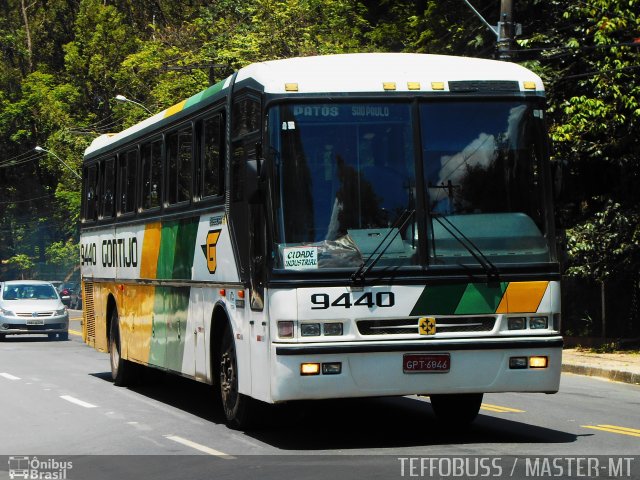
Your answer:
497;0;515;60
461;0;519;61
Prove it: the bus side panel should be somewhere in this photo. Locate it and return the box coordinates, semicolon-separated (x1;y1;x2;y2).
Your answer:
191;212;240;283
164;286;191;372
126;284;156;364
93;282;109;353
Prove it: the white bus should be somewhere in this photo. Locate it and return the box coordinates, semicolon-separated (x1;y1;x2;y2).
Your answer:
80;53;562;429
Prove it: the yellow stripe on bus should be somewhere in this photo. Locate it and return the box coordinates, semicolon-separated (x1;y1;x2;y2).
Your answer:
164;100;187;118
140;222;162;279
496;281;548;314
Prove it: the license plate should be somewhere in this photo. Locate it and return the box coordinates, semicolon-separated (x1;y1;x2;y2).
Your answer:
403;353;450;373
26;319;44;326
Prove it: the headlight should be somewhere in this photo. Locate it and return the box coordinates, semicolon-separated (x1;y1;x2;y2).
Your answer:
300;323;321;336
529;316;548;329
323;323;343;336
1;308;14;317
507;317;526;330
55;308;67;316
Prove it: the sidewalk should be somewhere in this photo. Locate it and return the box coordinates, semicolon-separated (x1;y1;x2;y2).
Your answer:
562;348;640;385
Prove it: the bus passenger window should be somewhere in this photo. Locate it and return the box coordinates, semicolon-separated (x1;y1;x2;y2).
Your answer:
83;164;98;222
118;149;137;214
202;115;223;198
102;158;115;218
141;140;162;210
232;96;260;138
167;126;192;205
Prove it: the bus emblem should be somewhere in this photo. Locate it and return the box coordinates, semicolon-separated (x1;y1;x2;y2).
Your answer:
202;229;222;274
418;317;436;335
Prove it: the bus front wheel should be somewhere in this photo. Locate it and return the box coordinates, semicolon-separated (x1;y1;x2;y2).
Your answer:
218;325;256;430
430;393;483;427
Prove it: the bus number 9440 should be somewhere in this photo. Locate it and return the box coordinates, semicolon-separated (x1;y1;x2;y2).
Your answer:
311;292;395;309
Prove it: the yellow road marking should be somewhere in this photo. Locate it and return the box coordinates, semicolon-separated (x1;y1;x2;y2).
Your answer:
582;425;640;438
69;329;83;337
481;403;525;413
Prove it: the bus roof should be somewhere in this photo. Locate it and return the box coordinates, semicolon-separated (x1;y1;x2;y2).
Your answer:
85;53;543;158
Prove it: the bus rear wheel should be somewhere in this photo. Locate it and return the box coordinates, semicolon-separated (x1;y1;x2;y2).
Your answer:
218;325;256;429
430;393;483;427
109;310;136;387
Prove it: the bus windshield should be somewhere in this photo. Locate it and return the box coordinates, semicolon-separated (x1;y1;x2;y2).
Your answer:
269;100;552;272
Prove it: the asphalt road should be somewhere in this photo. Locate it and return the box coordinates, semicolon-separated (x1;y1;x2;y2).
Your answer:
0;311;638;479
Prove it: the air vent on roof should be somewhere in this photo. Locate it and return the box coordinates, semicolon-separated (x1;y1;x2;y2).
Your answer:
449;80;519;93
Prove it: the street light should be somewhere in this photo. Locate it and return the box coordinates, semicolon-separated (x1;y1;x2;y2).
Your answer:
34;146;81;180
114;94;153;114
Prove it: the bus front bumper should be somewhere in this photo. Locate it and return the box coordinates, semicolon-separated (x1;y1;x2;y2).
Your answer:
270;336;563;402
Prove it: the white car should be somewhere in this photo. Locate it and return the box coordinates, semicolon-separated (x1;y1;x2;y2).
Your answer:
0;280;69;341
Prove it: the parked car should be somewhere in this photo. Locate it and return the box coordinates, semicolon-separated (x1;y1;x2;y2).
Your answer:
0;280;69;341
57;282;78;307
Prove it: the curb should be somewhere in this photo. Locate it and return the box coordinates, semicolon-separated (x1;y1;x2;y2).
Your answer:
562;364;640;385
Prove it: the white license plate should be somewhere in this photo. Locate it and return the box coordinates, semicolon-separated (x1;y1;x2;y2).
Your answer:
26;319;44;326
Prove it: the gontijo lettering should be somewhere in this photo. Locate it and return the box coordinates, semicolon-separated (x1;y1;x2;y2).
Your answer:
101;237;138;268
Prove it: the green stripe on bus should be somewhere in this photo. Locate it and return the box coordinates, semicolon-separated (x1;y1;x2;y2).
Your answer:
410;283;509;316
156;221;178;280
149;287;190;370
184;79;226;109
172;219;198;279
149;287;168;367
454;282;508;315
410;284;467;316
155;218;198;280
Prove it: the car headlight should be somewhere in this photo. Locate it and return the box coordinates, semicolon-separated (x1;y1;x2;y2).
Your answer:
1;308;14;317
55;308;67;316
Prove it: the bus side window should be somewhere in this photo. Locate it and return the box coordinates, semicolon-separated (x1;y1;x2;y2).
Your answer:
102;157;115;218
141;139;162;210
167;126;193;205
231;94;261;202
118;149;138;215
200;114;224;199
83;164;98;222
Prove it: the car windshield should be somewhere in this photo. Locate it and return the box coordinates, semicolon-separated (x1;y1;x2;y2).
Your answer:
268;100;553;272
2;284;58;300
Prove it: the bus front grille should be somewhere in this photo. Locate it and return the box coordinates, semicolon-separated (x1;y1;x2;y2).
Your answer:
356;316;497;335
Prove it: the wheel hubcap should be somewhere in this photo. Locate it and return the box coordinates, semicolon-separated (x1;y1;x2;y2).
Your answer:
220;349;237;412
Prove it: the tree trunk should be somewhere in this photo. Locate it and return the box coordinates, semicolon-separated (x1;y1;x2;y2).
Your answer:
20;0;33;72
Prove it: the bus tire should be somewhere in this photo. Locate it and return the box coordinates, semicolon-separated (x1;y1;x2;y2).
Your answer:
218;324;256;430
109;310;136;387
430;393;483;427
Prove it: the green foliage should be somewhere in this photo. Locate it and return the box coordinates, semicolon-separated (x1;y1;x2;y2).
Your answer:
0;0;639;295
566;201;640;281
45;240;78;273
6;253;35;278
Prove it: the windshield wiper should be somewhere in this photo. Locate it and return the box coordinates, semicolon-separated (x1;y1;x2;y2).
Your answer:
431;213;499;281
351;209;415;285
